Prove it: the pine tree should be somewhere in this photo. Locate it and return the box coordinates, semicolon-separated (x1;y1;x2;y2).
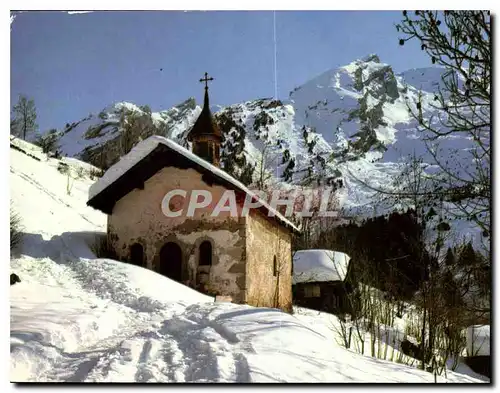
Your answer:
140;104;152;114
282;153;295;183
35;128;59;153
216;112;255;186
444;247;456;267
457;242;476;267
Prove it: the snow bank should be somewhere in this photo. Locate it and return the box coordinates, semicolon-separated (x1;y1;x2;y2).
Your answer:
10;256;214;382
466;325;490;357
61;156;101;173
293;249;350;284
67;258;213;310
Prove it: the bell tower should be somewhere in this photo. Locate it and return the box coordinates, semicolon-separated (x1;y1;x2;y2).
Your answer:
187;72;221;167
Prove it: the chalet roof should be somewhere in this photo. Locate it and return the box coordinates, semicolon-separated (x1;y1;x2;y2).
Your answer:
87;135;300;233
293;249;351;284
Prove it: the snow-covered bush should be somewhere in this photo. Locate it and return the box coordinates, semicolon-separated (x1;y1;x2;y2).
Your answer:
89;167;104;180
10;206;23;251
74;165;86;179
57;161;69;175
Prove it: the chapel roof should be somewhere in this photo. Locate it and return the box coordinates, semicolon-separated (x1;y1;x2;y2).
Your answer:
87;135;300;234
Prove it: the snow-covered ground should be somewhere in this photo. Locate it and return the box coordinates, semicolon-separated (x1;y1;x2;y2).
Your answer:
292;307;490;383
9;140;485;383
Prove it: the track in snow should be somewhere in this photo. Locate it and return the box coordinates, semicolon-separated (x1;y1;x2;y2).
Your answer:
35;304;253;383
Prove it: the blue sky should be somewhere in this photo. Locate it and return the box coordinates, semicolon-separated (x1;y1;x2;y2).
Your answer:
11;11;432;132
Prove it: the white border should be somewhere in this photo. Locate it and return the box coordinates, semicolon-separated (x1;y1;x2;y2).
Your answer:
5;5;497;391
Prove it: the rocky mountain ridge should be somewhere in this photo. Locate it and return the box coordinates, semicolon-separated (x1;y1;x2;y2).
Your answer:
42;54;473;224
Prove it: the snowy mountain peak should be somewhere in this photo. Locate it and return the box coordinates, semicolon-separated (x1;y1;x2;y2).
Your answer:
41;54;482;244
360;53;381;63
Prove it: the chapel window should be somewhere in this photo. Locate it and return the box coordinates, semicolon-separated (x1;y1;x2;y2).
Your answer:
199;241;212;266
130;243;144;267
195;142;210;162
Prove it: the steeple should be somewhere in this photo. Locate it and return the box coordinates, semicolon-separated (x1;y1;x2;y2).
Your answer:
201;72;212;108
187;72;221;167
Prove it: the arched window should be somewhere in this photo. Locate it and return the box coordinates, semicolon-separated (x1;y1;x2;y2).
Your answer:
130;243;144;267
199;241;212;266
273;255;278;277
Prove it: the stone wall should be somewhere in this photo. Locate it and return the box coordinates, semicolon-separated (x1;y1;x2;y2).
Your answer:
176;227;246;302
107;166;246;302
244;210;293;312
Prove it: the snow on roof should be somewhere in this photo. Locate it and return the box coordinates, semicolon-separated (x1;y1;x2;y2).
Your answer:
293;249;350;284
88;135;300;232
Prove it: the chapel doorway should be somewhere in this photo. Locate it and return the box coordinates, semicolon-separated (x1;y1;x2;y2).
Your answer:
159;242;183;282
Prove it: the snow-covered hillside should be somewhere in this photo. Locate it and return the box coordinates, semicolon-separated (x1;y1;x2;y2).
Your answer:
10;140;485;383
54;99;201;170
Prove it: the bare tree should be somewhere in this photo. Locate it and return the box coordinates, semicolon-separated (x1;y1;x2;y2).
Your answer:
118;109;156;156
253;142;278;191
396;10;491;238
348;149;489;374
11;94;38;140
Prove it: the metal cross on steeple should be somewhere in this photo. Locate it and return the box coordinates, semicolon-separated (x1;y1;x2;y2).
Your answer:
199;72;214;90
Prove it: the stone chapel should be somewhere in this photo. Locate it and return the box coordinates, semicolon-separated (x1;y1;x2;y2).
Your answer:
87;73;298;311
